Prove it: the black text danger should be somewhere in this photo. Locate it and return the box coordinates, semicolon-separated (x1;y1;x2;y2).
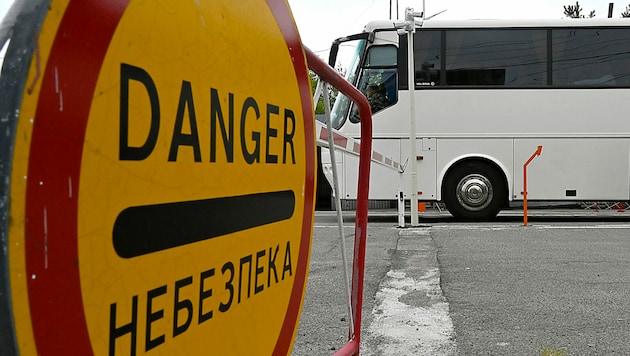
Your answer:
119;63;298;164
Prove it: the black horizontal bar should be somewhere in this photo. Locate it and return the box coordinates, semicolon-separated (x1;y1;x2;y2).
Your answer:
113;190;295;258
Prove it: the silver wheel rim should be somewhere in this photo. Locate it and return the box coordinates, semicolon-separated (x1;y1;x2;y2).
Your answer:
455;174;494;212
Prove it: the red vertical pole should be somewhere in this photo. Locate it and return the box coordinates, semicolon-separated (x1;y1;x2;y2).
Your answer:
523;163;528;226
306;47;372;356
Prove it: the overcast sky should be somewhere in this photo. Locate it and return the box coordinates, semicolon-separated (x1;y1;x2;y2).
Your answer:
288;0;630;56
0;0;9;15
0;0;12;60
0;0;10;24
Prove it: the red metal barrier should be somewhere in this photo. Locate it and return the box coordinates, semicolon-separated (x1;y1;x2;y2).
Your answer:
305;47;373;356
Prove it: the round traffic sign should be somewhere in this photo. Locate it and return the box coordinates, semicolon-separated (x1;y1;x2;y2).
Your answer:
0;0;315;354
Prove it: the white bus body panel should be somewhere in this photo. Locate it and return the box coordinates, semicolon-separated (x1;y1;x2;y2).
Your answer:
324;88;630;202
365;90;630;138
514;139;630;200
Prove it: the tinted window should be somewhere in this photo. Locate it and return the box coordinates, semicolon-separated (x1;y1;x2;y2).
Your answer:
414;30;442;86
552;28;630;86
410;26;630;89
445;29;547;86
349;45;399;122
365;45;398;67
360;46;398;114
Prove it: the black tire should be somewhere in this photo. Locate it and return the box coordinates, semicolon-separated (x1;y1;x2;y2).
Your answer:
442;161;506;220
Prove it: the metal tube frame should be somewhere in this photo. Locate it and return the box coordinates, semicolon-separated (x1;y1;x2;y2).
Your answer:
306;47;373;356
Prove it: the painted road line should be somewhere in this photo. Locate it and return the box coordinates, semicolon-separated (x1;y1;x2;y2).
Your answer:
430;224;630;230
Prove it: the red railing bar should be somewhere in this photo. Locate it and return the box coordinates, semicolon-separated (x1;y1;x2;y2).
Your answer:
305;47;373;356
332;339;359;355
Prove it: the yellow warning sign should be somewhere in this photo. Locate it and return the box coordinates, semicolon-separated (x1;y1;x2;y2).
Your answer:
4;0;314;354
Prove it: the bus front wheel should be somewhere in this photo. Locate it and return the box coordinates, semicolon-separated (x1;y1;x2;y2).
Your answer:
442;161;506;220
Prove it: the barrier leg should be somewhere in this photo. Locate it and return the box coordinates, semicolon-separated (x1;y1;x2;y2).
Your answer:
398;189;405;228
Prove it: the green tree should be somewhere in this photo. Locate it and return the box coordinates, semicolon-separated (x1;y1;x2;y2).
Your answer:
310;70;340;115
310;71;325;114
563;1;595;18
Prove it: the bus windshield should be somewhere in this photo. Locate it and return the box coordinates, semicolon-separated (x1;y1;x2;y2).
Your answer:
329;38;366;129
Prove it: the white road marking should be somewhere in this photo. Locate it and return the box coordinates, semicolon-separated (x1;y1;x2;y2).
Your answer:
429;224;630;230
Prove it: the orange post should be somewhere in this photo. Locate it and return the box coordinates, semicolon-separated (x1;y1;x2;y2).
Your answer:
522;146;543;226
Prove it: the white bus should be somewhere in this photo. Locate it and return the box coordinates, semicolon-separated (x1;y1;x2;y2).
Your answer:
321;17;630;219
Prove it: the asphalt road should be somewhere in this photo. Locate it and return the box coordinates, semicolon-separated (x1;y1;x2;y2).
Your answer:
291;215;400;355
292;209;630;356
435;221;630;355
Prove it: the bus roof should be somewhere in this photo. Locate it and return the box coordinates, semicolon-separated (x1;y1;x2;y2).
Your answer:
363;17;630;33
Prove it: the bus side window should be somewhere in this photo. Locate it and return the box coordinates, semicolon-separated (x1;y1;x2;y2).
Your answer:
445;29;546;87
414;30;442;87
552;28;629;87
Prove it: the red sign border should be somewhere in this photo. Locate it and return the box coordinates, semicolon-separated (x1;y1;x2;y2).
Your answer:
266;0;315;353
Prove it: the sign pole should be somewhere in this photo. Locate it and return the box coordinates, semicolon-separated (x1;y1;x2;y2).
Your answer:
405;8;421;226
